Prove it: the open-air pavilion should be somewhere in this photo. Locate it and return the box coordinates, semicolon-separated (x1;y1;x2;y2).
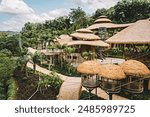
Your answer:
106;19;150;59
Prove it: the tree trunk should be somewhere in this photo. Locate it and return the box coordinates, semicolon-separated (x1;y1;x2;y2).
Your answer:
33;63;36;73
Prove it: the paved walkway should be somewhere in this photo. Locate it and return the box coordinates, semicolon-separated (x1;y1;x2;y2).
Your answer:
27;62;82;100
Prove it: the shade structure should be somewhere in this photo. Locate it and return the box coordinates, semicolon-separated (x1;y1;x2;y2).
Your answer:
98;64;126;96
88;15;131;30
120;60;150;77
106;19;150;44
67;40;109;47
120;60;150;93
77;60;102;99
70;28;100;40
98;64;126;80
77;60;101;74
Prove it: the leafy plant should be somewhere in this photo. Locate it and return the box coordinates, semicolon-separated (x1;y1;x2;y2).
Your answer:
7;78;17;100
38;72;63;94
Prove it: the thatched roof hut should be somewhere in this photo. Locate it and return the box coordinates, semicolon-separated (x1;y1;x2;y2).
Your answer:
70;28;100;41
77;60;101;74
98;64;126;80
106;19;150;44
88;16;131;30
56;34;72;45
120;60;150;77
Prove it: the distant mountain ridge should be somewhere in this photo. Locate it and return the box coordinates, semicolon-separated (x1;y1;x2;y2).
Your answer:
0;31;19;35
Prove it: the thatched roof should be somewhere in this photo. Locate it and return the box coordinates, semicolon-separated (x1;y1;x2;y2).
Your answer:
67;40;109;47
95;18;112;23
88;15;131;30
76;29;93;33
71;28;100;40
106;19;150;44
98;64;126;80
56;34;72;45
77;60;101;74
120;60;150;77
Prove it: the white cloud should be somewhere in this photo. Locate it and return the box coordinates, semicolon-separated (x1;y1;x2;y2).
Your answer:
0;9;69;31
0;0;34;14
75;0;120;11
0;0;69;31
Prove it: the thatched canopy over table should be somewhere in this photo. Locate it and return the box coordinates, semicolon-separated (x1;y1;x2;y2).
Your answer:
98;64;126;100
120;60;150;93
77;60;102;99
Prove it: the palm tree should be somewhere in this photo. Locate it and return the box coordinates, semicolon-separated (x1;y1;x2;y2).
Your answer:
17;49;29;76
56;44;67;67
29;51;41;73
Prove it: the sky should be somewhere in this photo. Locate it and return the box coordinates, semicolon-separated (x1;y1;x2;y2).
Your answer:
0;0;120;32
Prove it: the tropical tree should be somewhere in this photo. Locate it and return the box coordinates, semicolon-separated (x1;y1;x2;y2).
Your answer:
113;0;150;23
29;51;41;73
69;7;88;30
93;8;108;19
17;48;29;76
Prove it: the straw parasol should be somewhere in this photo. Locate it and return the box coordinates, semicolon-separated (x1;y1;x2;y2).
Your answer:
67;40;109;47
120;60;150;77
98;64;126;80
77;60;102;74
70;28;100;40
106;19;150;44
88;15;131;30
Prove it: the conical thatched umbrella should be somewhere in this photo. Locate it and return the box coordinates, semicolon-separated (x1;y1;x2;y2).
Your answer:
98;64;126;80
77;60;101;74
120;60;150;93
120;60;150;77
77;60;101;99
98;64;126;100
106;19;150;45
71;28;101;40
88;16;131;30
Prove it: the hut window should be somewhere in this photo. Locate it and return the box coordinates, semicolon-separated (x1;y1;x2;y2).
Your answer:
73;56;77;59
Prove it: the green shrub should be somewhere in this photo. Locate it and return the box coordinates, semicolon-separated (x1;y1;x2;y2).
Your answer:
38;72;63;94
7;78;17;100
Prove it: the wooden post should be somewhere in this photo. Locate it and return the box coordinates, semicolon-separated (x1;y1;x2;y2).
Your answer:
148;80;150;90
